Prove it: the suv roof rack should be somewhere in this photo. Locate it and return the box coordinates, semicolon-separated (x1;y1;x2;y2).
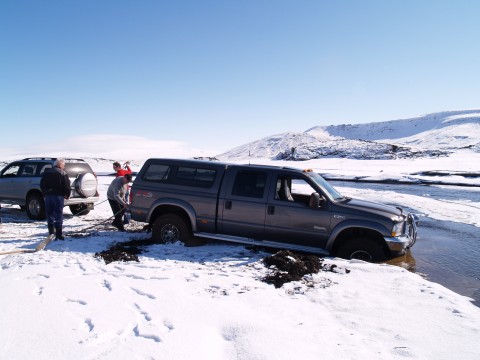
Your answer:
22;157;86;162
23;157;56;161
64;158;86;162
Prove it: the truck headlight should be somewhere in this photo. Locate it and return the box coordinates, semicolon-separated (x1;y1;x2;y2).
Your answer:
392;221;404;237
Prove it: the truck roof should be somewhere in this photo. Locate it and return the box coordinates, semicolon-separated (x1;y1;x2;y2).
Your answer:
145;158;305;172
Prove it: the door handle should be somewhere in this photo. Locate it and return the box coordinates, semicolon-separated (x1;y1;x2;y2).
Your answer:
225;200;232;210
267;205;275;215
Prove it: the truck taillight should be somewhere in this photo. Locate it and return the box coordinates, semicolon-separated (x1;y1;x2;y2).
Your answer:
129;189;133;204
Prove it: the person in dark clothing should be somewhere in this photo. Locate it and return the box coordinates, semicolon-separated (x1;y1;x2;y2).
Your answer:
40;158;71;240
113;161;133;223
107;174;132;231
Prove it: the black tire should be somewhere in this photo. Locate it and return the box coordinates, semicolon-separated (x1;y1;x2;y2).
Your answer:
26;193;46;220
152;214;194;245
69;204;90;216
335;237;386;262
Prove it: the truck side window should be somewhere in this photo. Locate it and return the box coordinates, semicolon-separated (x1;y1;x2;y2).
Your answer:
275;176;294;201
176;167;216;188
143;164;172;182
275;175;318;206
232;171;266;198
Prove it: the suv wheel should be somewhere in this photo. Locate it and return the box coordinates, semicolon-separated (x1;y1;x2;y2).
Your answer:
336;238;386;262
69;204;90;216
26;193;46;220
152;214;193;244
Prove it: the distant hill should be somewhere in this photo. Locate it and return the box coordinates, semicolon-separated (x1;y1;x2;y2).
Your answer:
217;110;480;160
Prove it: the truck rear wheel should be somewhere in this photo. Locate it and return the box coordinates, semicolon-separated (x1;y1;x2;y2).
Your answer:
152;214;193;245
336;238;386;262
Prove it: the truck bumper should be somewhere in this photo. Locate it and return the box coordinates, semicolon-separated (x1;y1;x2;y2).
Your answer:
384;213;419;255
64;196;99;206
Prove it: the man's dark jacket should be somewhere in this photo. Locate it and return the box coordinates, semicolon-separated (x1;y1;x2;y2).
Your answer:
40;167;71;197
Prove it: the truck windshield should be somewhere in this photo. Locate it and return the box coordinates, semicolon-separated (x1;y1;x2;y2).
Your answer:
306;172;345;201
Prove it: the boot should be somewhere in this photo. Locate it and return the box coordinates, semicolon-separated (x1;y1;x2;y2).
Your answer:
48;224;55;236
55;226;65;241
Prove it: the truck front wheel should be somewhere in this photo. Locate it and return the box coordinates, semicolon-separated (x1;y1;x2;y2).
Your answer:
335;238;386;262
152;214;193;245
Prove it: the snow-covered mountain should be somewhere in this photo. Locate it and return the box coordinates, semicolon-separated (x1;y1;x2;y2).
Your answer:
218;110;480;161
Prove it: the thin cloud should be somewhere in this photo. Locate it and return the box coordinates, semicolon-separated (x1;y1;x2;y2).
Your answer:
4;134;219;161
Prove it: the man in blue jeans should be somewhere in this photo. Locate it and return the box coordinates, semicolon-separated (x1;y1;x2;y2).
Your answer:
40;158;71;240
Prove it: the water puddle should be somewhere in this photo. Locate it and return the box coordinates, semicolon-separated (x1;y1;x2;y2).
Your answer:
339;182;480;307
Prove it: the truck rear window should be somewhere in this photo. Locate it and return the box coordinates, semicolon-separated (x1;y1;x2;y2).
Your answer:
143;164;216;188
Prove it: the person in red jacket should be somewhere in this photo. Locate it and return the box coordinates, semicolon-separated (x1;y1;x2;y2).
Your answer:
113;161;132;177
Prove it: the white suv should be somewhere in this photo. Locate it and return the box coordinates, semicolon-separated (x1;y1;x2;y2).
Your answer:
0;157;99;220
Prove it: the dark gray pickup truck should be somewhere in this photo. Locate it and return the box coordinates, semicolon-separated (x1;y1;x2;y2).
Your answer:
130;158;418;261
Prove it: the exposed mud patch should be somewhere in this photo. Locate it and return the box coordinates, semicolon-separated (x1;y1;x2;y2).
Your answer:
94;239;152;264
262;250;350;288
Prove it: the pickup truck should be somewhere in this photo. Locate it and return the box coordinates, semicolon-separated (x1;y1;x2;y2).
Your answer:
129;158;418;261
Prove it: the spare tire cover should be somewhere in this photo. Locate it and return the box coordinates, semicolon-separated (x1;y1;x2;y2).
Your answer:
75;173;98;198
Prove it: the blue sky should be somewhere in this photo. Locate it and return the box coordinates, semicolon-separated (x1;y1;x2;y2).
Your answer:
1;0;479;157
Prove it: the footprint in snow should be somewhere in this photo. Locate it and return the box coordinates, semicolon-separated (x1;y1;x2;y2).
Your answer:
34;286;44;296
133;324;161;343
66;299;87;306
102;279;112;291
163;319;174;331
134;303;152;321
84;318;94;332
131;287;156;299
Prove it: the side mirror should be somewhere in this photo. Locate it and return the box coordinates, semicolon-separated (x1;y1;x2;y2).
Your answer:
309;193;320;208
309;192;326;208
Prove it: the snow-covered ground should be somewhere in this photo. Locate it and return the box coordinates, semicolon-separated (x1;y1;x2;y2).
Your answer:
1;157;479;360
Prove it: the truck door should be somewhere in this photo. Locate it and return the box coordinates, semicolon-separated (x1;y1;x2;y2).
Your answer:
264;174;331;248
218;169;270;239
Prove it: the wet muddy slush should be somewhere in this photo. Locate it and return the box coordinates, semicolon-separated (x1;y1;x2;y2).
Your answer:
333;181;480;307
386;216;480;307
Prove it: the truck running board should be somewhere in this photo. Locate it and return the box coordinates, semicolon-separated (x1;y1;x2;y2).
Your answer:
194;232;330;256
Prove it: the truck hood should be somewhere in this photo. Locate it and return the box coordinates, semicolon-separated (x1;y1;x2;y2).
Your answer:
336;198;404;219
